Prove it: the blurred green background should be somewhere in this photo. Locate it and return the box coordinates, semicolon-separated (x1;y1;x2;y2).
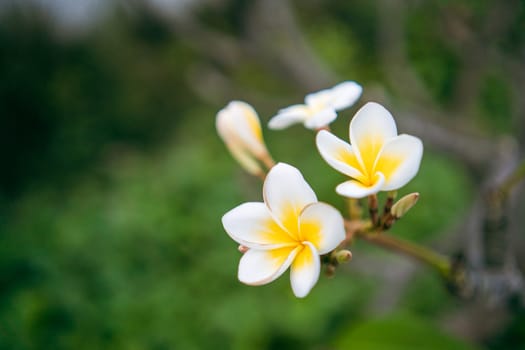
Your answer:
1;0;524;349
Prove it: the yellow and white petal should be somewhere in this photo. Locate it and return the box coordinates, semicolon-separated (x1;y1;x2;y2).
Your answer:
220;101;267;157
316;130;365;180
263;163;317;235
299;202;345;254
335;172;385;199
226;143;263;175
304;108;337;129
268;105;310;130
375;134;423;191
328;81;363;111
222;202;297;248
349;102;398;175
238;245;300;286
290;242;320;298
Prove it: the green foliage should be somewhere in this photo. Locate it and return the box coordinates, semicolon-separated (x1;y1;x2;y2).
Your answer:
405;6;461;105
399;270;460;316
477;72;513;134
500;1;525;55
0;1;522;349
0;10;196;198
299;0;382;82
334;313;479;350
486;304;525;350
0;115;377;349
392;152;472;242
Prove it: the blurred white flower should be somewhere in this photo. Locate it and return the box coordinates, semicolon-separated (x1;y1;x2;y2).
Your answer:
316;102;423;198
222;163;345;298
268;81;362;130
216;101;273;175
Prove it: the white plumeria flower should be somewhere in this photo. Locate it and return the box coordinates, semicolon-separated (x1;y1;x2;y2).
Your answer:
268;81;362;130
216;101;272;175
316;102;423;199
221;163;346;298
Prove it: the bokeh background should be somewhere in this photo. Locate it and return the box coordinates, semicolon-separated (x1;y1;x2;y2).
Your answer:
1;0;524;349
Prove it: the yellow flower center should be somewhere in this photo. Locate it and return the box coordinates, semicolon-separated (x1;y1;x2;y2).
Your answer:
337;136;404;186
261;203;322;251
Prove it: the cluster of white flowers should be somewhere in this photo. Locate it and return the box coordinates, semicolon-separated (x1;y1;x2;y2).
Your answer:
217;81;423;298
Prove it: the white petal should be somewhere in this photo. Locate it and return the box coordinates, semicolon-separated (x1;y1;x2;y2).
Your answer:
268;105;309;130
335;172;385;198
216;107;233;142
375;134;423;191
304;108;337;129
304;81;362;113
220;101;267;157
263;163;317;234
316;130;365;179
238;246;300;286
349;102;398;174
299;202;345;254
328;81;363;111
290;242;320;298
222;202;297;248
305;89;332;109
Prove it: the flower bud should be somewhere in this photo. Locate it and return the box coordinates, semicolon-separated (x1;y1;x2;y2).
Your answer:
391;192;419;219
335;249;353;263
216;101;273;175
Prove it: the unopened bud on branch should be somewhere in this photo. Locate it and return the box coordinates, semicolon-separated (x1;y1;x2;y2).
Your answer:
216;101;274;175
335;249;353;263
391;192;419;219
238;245;249;253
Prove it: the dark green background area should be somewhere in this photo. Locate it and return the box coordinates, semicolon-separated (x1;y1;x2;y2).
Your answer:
1;1;523;349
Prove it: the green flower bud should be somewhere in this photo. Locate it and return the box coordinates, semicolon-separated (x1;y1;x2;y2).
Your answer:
391;192;419;219
335;249;353;263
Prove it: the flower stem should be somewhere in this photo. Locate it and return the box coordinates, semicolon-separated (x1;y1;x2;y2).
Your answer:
260;153;276;171
346;198;362;220
354;228;451;276
379;191;397;228
367;194;379;226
